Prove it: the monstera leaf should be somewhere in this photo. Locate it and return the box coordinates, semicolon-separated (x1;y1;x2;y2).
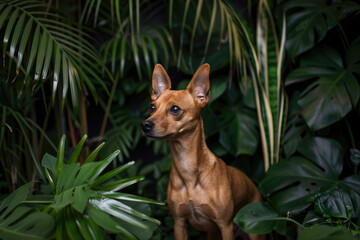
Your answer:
236;137;359;235
260;136;360;220
284;0;360;59
234;202;286;235
286;42;360;130
260;137;344;215
0;184;54;240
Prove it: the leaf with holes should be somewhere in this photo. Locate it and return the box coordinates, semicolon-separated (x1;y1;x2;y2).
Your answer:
286;45;360;130
260;137;342;216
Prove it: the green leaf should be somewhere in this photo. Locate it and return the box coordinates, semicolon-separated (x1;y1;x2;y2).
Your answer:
75;217;96;240
89;150;120;182
0;183;30;214
41;153;57;177
90;199;149;230
42;153;57;190
269;183;313;216
68;135;87;164
16;18;32;71
91;161;135;187
9;13;25;58
140;36;151;78
41;33;53;80
88;205;136;239
0;207;54;240
56;163;80;193
284;0;359;59
209;76;228;103
298;225;356;240
0;6;12;32
297;137;343;178
108;200;160;225
131;35;142;79
74;162;102;186
313;186;355;218
287;46;359;130
84;142;105;164
64;214;82;240
52;44;61;103
72;186;94;214
104;192;164;206
260;157;337;195
3;8;19;58
234;202;284;234
350;149;360;167
298;76;352;130
233;111;259;156
302;210;324;226
55;135;66;180
99;176;145;192
340;175;360;217
119;36;127;78
260;137;346;218
68;62;79;114
54;188;75;212
34;32;48;81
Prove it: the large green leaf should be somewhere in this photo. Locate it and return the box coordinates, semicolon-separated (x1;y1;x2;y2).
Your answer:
260;137;342;215
286;45;360;130
312;185;356;218
284;0;360;59
0;183;30;215
0;207;54;240
234;202;286;234
0;184;54;240
218;109;259;157
297;137;343;178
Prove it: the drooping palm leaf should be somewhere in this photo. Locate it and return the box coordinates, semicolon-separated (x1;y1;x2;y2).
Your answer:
0;0;110;111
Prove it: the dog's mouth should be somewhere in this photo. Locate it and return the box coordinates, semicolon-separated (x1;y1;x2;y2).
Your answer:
142;132;175;140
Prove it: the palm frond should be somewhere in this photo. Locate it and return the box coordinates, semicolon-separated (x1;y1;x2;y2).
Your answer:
0;0;110;111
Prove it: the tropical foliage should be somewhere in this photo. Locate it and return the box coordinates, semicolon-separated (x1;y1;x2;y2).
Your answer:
1;135;163;240
0;0;360;239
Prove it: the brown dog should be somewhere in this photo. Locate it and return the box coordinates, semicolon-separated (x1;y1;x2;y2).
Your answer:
141;64;264;240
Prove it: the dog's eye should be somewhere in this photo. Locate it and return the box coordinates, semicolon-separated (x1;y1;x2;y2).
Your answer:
170;105;181;115
149;104;156;113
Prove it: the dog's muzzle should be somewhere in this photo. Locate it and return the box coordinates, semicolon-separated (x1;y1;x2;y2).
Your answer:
141;120;154;135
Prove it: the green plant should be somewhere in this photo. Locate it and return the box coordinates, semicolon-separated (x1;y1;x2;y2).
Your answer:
42;134;164;239
234;137;360;238
233;0;360;238
0;183;54;240
0;0;109;110
0;135;164;240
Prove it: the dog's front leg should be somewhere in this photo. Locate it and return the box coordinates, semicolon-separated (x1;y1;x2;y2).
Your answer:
219;223;234;240
174;217;188;240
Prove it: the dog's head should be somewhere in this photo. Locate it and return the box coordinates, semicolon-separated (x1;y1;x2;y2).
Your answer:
141;64;210;140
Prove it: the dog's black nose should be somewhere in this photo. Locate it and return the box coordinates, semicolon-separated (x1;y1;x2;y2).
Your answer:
141;120;154;133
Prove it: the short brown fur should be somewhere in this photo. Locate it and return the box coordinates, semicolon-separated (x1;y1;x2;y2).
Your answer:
142;64;264;240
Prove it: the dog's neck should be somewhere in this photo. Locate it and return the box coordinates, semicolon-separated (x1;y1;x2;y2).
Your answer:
169;118;216;188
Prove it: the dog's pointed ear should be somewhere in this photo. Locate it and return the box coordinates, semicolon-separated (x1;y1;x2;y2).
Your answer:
187;64;210;106
152;64;171;100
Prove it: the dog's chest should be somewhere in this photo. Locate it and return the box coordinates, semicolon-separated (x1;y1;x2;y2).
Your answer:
168;185;223;230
